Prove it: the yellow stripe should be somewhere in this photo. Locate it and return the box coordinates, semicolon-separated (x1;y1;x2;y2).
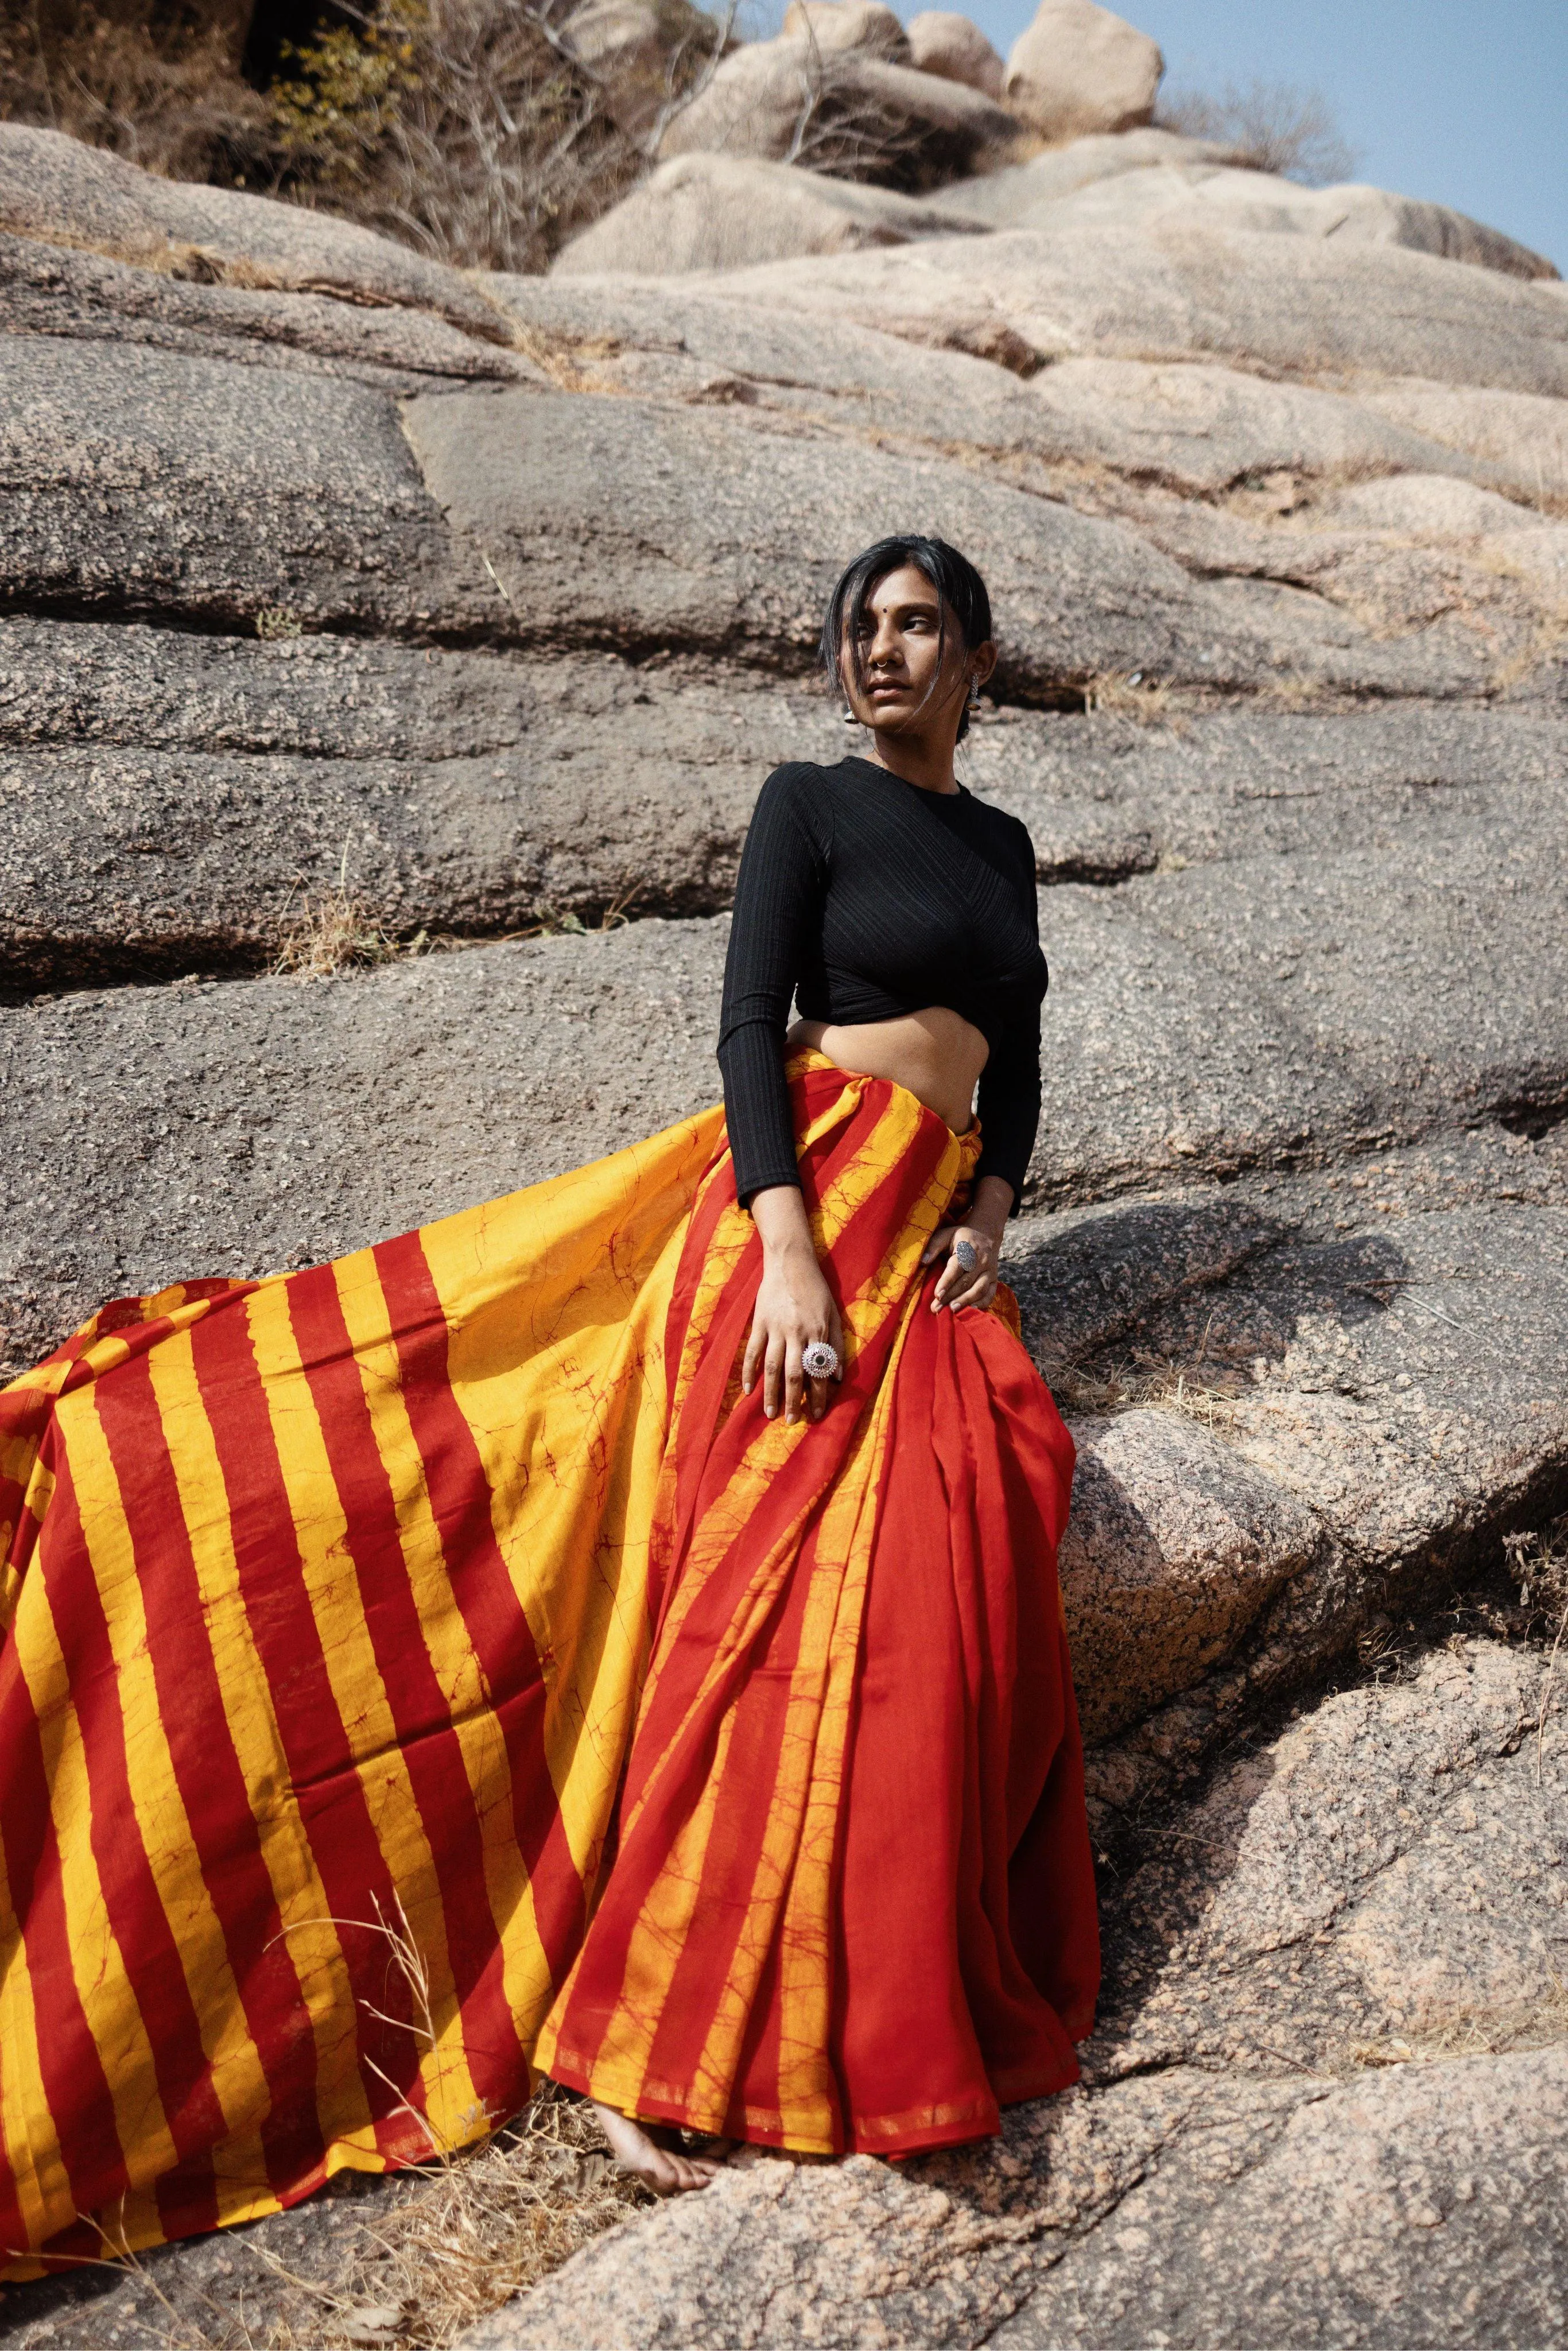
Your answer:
246;1274;479;2141
144;1330;370;2152
625;1092;953;1815
0;1836;54;2258
9;1553;171;2214
61;1392;277;2140
418;1114;713;1993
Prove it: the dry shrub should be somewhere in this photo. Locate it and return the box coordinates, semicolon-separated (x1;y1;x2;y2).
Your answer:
0;0;270;181
1156;76;1361;187
270;0;732;271
776;41;938;192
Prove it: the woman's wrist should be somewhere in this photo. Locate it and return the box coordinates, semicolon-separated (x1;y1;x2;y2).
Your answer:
967;1176;1014;1242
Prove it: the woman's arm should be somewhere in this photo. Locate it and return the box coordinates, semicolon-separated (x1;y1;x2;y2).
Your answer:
720;772;843;1423
741;1185;845;1425
717;769;827;1207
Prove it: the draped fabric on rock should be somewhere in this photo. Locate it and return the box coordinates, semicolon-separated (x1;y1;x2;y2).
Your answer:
0;1116;717;2277
0;1054;1097;2274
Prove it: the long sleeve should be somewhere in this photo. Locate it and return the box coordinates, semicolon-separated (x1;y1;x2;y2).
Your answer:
717;769;829;1209
973;833;1043;1209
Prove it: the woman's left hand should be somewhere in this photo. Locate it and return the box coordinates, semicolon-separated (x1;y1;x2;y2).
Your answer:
922;1223;998;1313
921;1176;1014;1313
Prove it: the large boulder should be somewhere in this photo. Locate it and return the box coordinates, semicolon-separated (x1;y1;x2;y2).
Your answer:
1016;160;1561;280
494;271;1491;496
0;123;509;342
551;154;988;273
779;0;910;60
657;34;1023;189
1058;1411;1322;1740
1003;0;1163;142
0;226;537;392
906;9;1005;98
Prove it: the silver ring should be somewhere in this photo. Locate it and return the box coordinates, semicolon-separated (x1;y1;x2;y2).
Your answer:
802;1341;840;1381
952;1237;980;1274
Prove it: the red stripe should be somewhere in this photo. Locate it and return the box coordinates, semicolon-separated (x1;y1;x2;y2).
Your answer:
188;1294;421;2156
640;1516;822;2095
284;1260;534;2111
374;1232;588;2003
0;1452;132;2245
31;1408;230;2240
89;1350;326;2203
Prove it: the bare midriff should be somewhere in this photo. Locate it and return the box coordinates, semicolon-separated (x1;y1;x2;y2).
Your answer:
785;1006;988;1138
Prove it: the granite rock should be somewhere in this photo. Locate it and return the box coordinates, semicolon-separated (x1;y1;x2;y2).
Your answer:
1003;0;1163;143
708;223;1568;397
906;10;1006;99
550;154;988;276
1008;160;1560;281
0;123;509;342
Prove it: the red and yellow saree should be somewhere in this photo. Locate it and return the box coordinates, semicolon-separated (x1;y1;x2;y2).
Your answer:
0;1054;1097;2276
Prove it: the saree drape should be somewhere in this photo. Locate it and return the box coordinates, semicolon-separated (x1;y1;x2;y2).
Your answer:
0;1055;1096;2278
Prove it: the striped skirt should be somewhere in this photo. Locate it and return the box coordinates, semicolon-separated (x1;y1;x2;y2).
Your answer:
0;1054;1097;2275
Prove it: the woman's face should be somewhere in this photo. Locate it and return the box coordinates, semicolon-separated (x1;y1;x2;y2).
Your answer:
839;564;994;741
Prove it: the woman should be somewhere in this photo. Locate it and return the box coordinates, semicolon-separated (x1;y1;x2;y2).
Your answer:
0;537;1096;2271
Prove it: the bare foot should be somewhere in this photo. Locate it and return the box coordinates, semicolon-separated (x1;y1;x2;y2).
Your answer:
592;2100;729;2197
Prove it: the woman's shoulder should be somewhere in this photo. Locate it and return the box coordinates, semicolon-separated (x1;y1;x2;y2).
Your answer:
956;787;1037;876
754;758;851;833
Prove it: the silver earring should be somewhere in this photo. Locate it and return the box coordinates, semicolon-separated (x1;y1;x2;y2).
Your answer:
842;704;859;726
968;677;981;708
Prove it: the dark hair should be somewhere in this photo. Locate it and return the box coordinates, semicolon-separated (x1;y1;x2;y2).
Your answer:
821;535;993;741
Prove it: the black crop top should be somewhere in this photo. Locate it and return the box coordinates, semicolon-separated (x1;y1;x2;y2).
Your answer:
717;756;1046;1211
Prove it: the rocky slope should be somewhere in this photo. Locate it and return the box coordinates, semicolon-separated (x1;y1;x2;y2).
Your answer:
2;60;1567;2351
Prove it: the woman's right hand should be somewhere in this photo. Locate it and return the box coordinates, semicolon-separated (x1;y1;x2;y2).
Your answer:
743;1186;845;1425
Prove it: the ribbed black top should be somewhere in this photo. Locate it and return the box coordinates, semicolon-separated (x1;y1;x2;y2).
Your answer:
717;756;1046;1211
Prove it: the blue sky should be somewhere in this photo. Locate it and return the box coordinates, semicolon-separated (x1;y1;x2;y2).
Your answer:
751;0;1567;269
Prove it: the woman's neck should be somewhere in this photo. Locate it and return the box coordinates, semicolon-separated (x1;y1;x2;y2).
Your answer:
859;731;960;796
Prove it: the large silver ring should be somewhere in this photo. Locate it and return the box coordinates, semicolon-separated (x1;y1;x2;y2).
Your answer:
802;1340;840;1381
952;1237;980;1274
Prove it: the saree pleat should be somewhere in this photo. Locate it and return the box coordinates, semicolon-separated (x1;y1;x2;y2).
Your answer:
0;1054;1096;2278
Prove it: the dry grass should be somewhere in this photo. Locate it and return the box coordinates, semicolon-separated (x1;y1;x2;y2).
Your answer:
270;857;640;981
306;2090;648;2348
1050;1339;1254;1431
69;1903;647;2349
1349;1977;1568;2074
1253;673;1331;712
1080;670;1189;730
255;607;305;643
272;876;406;979
267;0;736;272
1487;602;1568;696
